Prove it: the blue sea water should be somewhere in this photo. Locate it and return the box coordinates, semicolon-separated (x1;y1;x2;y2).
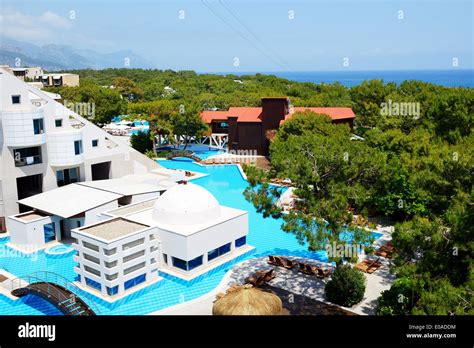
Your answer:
0;161;382;315
218;70;474;88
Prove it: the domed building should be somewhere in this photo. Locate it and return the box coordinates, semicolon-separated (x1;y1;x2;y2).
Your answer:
71;182;251;298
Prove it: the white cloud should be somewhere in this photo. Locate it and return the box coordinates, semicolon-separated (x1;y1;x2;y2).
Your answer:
0;8;72;41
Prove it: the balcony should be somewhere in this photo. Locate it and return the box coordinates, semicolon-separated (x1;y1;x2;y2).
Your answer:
2;110;46;147
13;146;42;167
47;130;84;166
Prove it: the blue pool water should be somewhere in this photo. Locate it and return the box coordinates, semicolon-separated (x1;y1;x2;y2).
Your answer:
0;161;382;315
157;144;225;160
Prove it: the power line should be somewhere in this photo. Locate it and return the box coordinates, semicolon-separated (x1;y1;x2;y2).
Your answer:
200;0;290;72
218;0;293;71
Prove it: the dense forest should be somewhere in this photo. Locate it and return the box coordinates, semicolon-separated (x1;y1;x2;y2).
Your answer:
48;69;473;314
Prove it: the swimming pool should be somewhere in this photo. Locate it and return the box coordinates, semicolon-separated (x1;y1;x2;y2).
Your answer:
157;144;225;160
0;161;382;315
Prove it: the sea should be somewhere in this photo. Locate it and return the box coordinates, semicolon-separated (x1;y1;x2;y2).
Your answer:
214;70;474;88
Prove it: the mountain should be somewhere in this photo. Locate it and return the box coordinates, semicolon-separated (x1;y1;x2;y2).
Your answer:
0;37;156;70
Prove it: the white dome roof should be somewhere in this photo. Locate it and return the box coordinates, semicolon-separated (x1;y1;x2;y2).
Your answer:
152;183;221;225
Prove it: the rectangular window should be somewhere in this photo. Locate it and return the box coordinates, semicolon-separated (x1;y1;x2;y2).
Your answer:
235;236;247;248
13;147;42;167
218;243;231;255
105;260;117;268
124;273;146;290
188;255;203;271
84;265;100;277
85;277;101;291
33;118;44;135
124;261;145;275
172;256;203;271
107;286;119;296
207;248;219;262
104;248;117;256
122;238;144;250
123;250;145;263
74;140;83;155
163;254;168;264
208;242;232;262
105;273;118;281
43;223;55;243
56;167;79;187
76;220;82;228
82;241;99;252
12;95;21;104
83;253;100;264
55;119;63;127
92;139;99;147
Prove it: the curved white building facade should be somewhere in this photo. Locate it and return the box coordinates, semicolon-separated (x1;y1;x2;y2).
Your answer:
1;109;46;147
47;130;84;166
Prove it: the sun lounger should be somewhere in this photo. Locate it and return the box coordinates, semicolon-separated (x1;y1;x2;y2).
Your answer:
355;258;383;274
280;257;296;269
245;269;275;287
298;262;317;276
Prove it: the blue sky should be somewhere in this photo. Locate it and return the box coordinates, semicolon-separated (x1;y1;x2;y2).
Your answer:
1;0;473;71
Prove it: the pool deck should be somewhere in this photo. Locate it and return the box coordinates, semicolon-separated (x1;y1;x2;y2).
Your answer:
153;225;395;316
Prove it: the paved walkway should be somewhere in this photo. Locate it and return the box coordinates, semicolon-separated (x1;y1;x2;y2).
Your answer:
154;253;395;315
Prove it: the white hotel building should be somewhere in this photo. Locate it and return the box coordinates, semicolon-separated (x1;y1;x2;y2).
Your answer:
72;182;252;298
0;68;159;232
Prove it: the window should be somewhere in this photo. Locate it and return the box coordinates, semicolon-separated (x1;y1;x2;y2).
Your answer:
123;250;145;263
85;277;101;291
124;273;146;290
55;119;63;127
12;95;21;104
84;265;100;277
13;147;42;167
188;255;203;271
104;248;117;256
235;236;247;248
107;286;119;296
105;273;118;281
123;238;144;250
92;139;99;147
218;243;231;255
105;260;117;268
83;241;99;252
33;118;44;135
163;254;168;264
172;256;203;271
76;221;82;228
124;262;145;275
83;253;100;264
74;140;83;155
208;242;232;262
56;167;79;187
172;257;187;271
43;223;55;243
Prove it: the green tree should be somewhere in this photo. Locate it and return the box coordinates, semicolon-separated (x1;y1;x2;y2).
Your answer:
245;112;384;264
130;131;153;154
170;104;209;150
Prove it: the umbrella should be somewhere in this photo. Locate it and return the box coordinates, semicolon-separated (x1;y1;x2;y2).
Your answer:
212;284;283;315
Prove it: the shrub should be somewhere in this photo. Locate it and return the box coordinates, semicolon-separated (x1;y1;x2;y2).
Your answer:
325;265;366;306
130;131;153;154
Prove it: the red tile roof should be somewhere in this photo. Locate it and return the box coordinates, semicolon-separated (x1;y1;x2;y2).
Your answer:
201;106;355;123
288;107;355;120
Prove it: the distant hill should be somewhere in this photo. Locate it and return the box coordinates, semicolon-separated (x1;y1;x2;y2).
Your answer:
0;37;156;70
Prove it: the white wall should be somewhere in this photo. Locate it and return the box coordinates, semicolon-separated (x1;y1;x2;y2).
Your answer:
158;213;248;262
